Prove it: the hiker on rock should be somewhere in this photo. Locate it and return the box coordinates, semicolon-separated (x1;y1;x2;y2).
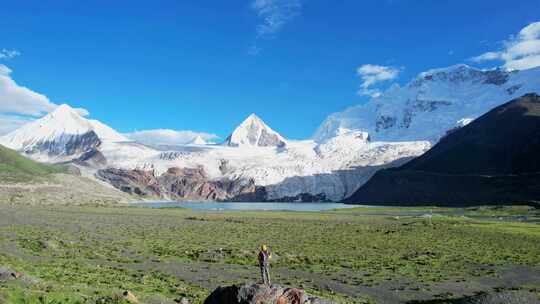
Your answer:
258;244;272;285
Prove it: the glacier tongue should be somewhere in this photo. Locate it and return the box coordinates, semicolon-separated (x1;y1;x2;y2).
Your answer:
314;65;540;143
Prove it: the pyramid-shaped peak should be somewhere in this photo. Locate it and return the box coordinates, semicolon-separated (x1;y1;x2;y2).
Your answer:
0;103;126;152
224;113;286;147
52;104;80;115
241;113;265;125
191;135;207;145
45;104;87;122
56;103;76;111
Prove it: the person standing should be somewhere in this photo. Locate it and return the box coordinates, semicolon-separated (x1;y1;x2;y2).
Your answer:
258;244;272;285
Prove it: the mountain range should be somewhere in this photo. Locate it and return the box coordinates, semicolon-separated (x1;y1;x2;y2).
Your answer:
1;64;539;203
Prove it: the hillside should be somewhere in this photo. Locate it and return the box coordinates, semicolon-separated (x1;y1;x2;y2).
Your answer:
345;93;540;206
0;144;130;205
0;144;65;182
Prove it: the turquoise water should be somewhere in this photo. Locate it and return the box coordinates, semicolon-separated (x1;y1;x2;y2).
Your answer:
131;201;363;212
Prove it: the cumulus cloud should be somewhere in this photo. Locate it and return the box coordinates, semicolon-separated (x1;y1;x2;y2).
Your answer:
0;114;32;136
125;129;219;146
249;0;301;55
74;108;90;117
0;49;20;60
0;64;90;135
0;64;57;116
471;21;540;70
357;64;400;98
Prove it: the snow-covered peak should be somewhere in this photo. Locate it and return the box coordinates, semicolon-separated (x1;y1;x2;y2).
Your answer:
411;64;514;87
0;103;126;151
41;104;91;134
418;64;474;78
224;113;287;147
190;135;208;145
52;103;83;118
314;65;540;143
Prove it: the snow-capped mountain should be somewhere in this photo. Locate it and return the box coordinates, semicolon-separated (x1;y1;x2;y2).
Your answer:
314;65;540;143
0;104;127;162
190;135;208;145
224;114;287;147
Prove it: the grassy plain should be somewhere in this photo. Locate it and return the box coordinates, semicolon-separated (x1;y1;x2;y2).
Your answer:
0;204;538;303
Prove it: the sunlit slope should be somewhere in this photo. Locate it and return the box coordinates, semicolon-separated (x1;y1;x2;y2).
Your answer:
0;144;64;181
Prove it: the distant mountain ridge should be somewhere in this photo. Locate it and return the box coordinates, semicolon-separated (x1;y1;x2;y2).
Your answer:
345;93;540;206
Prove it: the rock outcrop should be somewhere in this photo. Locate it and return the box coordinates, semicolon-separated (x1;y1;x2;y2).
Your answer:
97;167;266;201
203;283;334;304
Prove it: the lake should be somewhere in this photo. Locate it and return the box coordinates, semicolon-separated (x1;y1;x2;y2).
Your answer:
131;201;363;212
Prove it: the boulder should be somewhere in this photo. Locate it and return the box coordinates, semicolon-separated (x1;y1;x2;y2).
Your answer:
203;283;334;304
0;267;25;282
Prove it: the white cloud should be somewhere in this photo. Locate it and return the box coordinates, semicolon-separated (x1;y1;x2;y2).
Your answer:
252;0;301;37
0;64;90;135
0;49;20;60
249;0;301;55
74;108;90;117
0;65;11;75
471;51;500;62
471;21;540;70
356;64;400;98
125;129;219;146
0;64;57;116
247;44;262;56
0;114;31;136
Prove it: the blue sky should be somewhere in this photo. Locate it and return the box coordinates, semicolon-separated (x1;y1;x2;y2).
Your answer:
0;0;539;142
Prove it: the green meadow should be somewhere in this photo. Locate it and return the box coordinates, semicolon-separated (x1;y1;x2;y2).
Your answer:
0;204;538;303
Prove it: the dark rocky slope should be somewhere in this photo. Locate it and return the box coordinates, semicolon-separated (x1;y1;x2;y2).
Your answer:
345;93;540;206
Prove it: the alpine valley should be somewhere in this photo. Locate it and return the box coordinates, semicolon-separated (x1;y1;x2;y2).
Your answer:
2;64;539;202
